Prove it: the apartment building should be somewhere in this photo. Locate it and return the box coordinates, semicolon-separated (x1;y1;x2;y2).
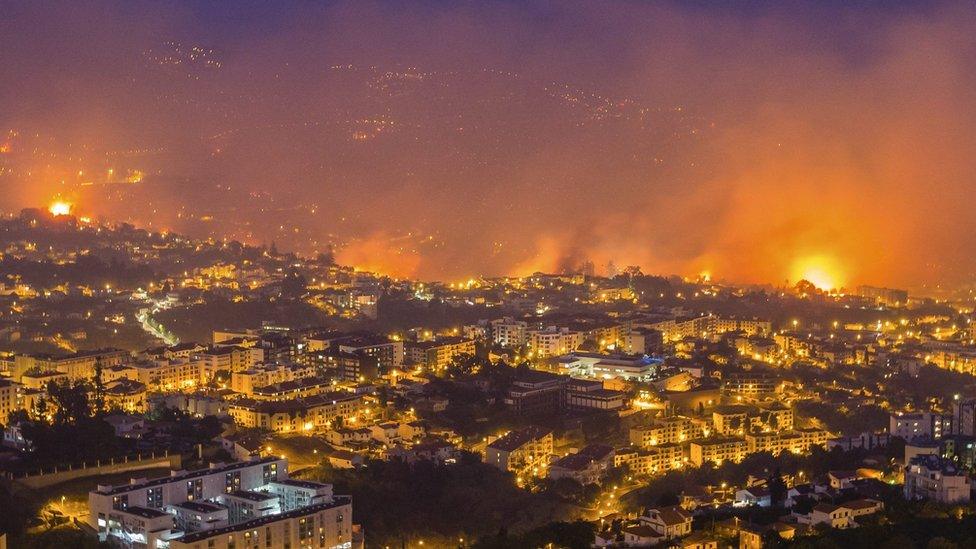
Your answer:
904;455;972;504
613;444;684;477
630;416;698;448
744;429;830;455
121;359;208;391
689;437;747;466
564;379;627;411
405;337;476;371
527;326;583;358
12;348;130;382
88;457;354;549
228;393;364;433
197;346;263;373
890;411;953;441
486;426;553;479
0;378;23;424
490;317;529;347
230;363;316;395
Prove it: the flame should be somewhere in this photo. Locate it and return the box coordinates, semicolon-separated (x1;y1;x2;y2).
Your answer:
48;200;73;217
791;254;844;290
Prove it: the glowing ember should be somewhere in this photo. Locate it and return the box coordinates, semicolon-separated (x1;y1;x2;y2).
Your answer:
48;201;72;217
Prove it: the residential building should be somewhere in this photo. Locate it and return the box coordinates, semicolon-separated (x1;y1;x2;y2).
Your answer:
0;378;23;424
889;411;953;441
630;416;698;448
197;346;263;374
904;455;972;504
89;457;355;549
527;326;583;358
689;437;747;466
548;444;614;485
12;348;130;382
485;426;553;479
122;359;207;391
639;506;693;539
723;372;780;397
228;393;364;433
230;363;316;395
334;334;403;374
404;337;476;371
490;317;528;347
103;379;148;413
614;444;684;477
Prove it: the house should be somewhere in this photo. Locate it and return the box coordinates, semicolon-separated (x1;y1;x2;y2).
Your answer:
328;450;364;469
369;422;402;445
325;427;372;447
738;525;764;549
785;484;817;508
799;503;853;529
593;529;617;547
410;438;457;462
368;421;428;446
842;498;884;520
734;486;771;508
620;525;664;547
739;521;813;548
548;444;614;486
640;505;693;539
680;532;719;549
103;414;146;438
217;433;264;460
827;470;860;490
388;438;458;464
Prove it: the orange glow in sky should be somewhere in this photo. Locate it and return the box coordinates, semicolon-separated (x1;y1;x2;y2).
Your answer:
791;254;845;291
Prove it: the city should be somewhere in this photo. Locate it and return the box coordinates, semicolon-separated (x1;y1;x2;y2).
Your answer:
2;2;976;549
0;207;975;547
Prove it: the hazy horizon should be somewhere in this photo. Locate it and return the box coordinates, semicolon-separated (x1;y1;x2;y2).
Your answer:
3;1;975;291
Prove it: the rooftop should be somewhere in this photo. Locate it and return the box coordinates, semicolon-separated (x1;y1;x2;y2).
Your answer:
487;426;552;452
176;497;352;543
93;457;284;496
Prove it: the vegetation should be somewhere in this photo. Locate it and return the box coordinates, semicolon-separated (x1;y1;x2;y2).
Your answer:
621;445;897;513
781;514;976;548
299;452;572;546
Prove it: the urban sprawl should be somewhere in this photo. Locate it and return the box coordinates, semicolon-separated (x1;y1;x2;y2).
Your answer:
1;208;976;548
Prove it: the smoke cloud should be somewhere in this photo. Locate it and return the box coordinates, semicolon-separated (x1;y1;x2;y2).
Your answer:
1;1;974;289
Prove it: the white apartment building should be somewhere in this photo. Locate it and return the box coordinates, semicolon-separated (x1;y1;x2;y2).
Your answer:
527;327;583;358
904;455;971;504
490;317;529;348
89;457;354;549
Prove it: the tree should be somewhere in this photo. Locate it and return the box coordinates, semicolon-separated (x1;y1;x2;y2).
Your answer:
92;363;106;413
768;467;788;508
926;538;958;549
281;271;308;298
656;491;680;507
45;379;93;424
446;353;479;378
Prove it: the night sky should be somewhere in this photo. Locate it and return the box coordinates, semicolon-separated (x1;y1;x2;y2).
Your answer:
1;1;974;289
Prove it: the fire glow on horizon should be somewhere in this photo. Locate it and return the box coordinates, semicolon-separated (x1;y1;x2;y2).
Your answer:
48;200;72;217
791;255;845;291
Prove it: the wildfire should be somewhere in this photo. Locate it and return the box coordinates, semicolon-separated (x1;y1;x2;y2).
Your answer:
791;254;845;291
48;200;73;217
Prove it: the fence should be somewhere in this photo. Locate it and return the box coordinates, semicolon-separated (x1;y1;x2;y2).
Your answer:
8;451;182;489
